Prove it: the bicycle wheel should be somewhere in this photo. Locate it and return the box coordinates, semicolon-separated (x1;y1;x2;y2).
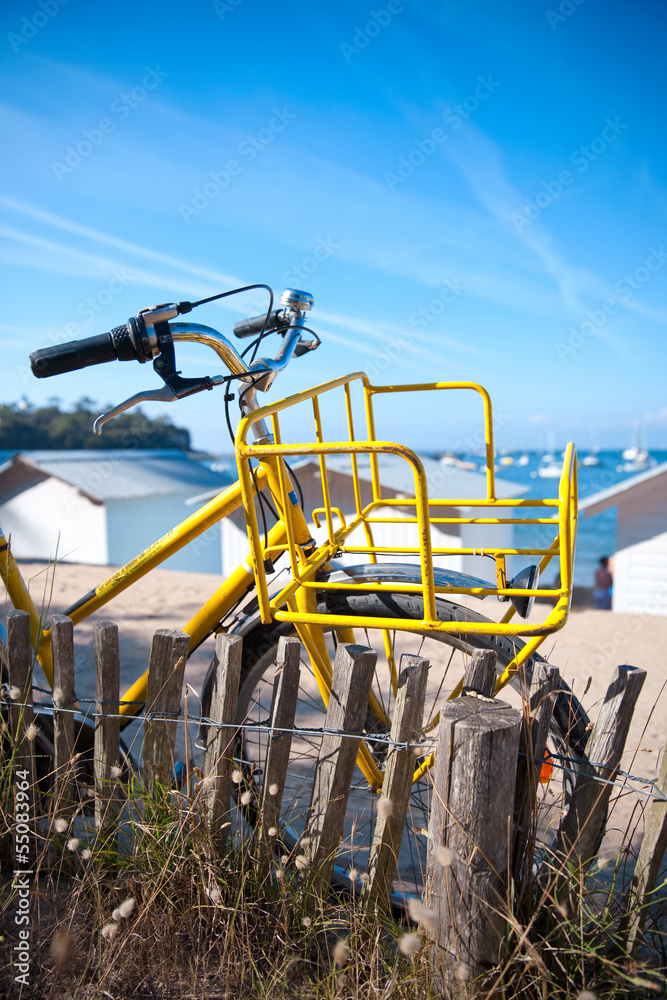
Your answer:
203;586;589;899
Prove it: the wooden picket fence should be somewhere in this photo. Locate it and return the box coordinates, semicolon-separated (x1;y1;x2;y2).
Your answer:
4;607;667;992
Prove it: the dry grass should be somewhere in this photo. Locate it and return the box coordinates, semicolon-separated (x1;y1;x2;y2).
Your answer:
1;710;666;998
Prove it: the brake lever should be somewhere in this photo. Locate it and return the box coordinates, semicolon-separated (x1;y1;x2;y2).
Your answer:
93;386;178;435
294;334;320;356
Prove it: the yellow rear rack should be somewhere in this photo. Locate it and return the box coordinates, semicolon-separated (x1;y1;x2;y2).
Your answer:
236;373;577;638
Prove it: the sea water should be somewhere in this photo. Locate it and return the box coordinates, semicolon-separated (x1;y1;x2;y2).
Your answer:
495;451;667;587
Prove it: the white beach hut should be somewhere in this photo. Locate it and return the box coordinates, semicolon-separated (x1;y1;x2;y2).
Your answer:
580;461;667;615
0;450;233;574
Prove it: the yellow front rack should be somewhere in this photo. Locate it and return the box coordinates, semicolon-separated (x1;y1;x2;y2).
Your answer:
236;373;577;638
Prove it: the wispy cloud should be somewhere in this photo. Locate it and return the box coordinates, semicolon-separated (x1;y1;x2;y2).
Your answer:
0;195;240;290
1;197;444;368
441;123;667;356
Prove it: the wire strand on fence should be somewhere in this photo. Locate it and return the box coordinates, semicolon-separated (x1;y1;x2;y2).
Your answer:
3;694;666;802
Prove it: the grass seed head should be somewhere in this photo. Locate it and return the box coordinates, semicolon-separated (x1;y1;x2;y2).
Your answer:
455;962;469;983
407;898;439;935
240;790;253;806
66;838;80;852
231;769;243;784
117;897;136;919
110;765;123;779
333;939;350;967
377;795;393;819
577;994;597;1000
54;818;69;834
9;686;22;701
101;922;118;942
398;933;421;957
50;929;74;967
295;854;309;871
24;721;39;742
302;916;312;928
436;845;458;867
82;848;92;860
268;782;279;796
267;826;277;838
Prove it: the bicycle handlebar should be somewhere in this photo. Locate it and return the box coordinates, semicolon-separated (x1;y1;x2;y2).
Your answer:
233;309;287;339
30;317;154;378
28;286;316;441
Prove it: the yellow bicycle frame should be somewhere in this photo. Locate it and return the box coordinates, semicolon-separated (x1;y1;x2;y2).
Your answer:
0;373;577;794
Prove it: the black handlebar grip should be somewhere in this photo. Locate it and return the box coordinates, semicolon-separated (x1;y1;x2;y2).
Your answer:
29;318;151;378
30;333;118;378
233;309;286;339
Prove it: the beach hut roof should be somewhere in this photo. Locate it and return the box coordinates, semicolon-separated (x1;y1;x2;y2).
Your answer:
1;450;233;504
580;461;667;518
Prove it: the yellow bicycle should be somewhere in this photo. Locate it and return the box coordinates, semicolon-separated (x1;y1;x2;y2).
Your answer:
1;284;587;897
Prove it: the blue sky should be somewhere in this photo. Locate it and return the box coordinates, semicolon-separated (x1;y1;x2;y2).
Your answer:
1;0;665;454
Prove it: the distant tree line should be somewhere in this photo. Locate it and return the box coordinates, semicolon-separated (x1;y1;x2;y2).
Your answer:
0;398;191;451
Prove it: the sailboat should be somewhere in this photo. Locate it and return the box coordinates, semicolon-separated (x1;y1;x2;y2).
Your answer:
538;432;561;478
618;421;655;473
581;447;601;467
580;427;601;466
537;459;561;478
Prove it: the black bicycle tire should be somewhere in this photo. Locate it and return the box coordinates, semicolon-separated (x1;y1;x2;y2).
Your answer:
200;587;589;898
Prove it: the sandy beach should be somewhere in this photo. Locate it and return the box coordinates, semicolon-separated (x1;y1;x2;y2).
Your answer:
3;559;666;861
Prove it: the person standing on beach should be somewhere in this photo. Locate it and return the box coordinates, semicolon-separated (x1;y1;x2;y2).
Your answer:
593;556;613;610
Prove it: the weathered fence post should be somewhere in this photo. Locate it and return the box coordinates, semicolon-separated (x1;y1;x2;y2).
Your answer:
142;628;190;797
512;661;560;882
302;643;377;897
427;649;522;995
364;653;429;910
7;610;37;867
257;636;301;862
93;621;121;831
556;664;646;869
623;743;667;954
51;614;77;811
203;632;243;848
